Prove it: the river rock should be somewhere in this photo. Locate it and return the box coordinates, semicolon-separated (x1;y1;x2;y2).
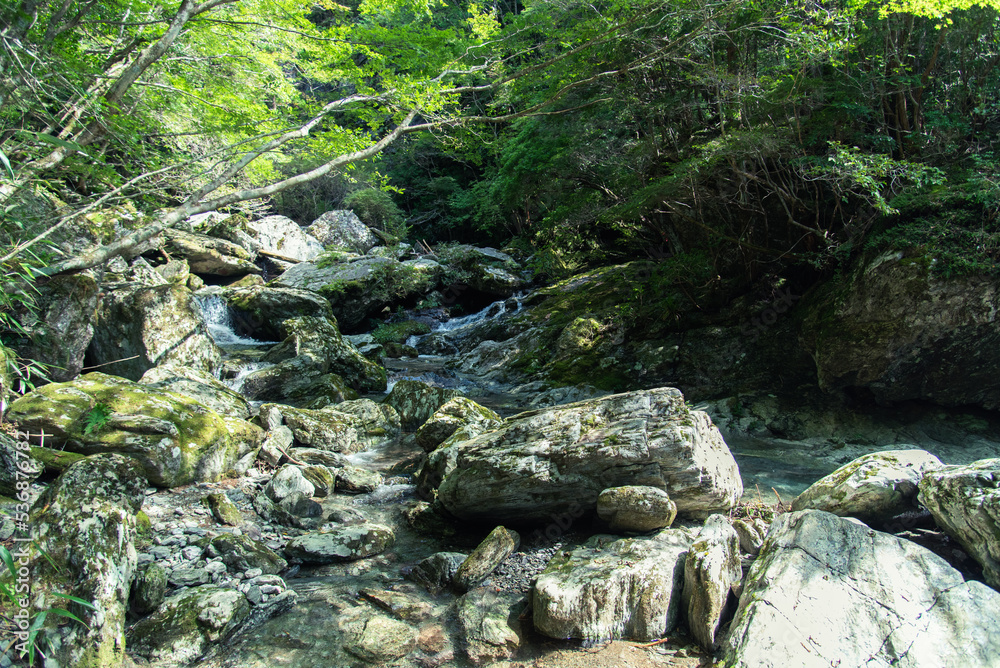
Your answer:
457;589;525;665
431;387;742;523
14;273;101;382
131;563;168;616
301;465;335;496
265;465;316;502
140;363;251;420
406;552;467;592
683;514;741;651
289;447;348;468
791;449;943;523
88;283;221;380
222;285;334;340
722;509;1000;667
335;465;383;494
239;361;359;407
384;380;461;430
251;491;308;529
8;373;263;487
203;533;287;575
532;528;694;642
800;250;1000;410
437;245;525;297
263;400;400;453
0;431;42;496
129;586;249;665
339;607;417;663
261;315;386;392
732;518;765;555
246;214;323;262
283;524;395;563
307;210;379;253
161;228;260;276
204;492;242;526
29;454;146;668
918;458;1000;589
415;396;503;452
596;485;678;532
453;526;520;592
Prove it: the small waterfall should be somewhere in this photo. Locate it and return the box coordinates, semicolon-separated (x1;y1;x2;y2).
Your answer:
197;295;275;347
433;292;526;334
225;361;272;393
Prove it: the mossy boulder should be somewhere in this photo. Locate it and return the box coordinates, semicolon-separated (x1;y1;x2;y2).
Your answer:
246;214;324;262
453;525;520;592
221;285;334;340
306;210;379;254
202;533;287;575
457;589;525;665
415;397;503;452
131;563;168;616
88;284;221;381
262;400;400;454
800;250;1000;410
8;372;263;487
596;485;678;532
140;363;251;420
682;514;741;651
28;454;146;668
791;449;943;523
338;607;418;663
14;273;101;382
383;380;461;430
283;524;395;563
29;445;85;473
203;492;242;526
161;228;261;276
261;316;386;392
431;388;743;524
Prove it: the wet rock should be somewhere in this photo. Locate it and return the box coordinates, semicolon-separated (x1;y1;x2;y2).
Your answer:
335;465;383;494
384;380;461;430
264;400;400;454
131;563;168;615
301;465;335;497
792;449;943;524
682;515;741;651
265;465;316;502
306;210;379;254
453;525;520;592
28;454;146;668
161;228;260;276
157;258;190;284
140;363;251;420
8;373;263;487
918;459;1000;589
433;387;742;523
88;284;221;380
404;500;459;538
283;524;395;563
415;396;503;452
261;315;386;392
721;510;1000;667
596;485;678;532
456;589;524;665
240;363;359;408
289;447;347;468
202;534;287;575
0;432;41;496
532;529;694;642
406;552;467;592
359;588;432;622
129;586;250;665
246;214;323;262
339;607;418;663
259;425;293;466
204;492;242;526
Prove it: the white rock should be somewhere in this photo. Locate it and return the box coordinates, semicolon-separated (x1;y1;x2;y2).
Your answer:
682;514;741;650
247;214;323;262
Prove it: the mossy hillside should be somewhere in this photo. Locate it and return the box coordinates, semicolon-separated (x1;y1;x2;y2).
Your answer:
8;373;263;487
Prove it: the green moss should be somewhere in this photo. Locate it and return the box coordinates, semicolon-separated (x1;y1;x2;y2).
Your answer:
372;320;431;344
30;446;86;472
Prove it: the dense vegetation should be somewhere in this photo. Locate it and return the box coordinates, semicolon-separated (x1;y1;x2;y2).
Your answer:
1;0;1000;371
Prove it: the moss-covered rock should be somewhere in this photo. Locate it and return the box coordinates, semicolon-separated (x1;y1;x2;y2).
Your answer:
383;380;461;431
140;363;251;420
8;373;263;487
596;485;678;532
283;524;395;563
415;397;503;452
221;285;334;341
0;432;41;496
453;526;519;592
29;445;85;473
28;454;146;668
161;228;261;276
202;533;287;575
204;492;242;526
131;563;168;616
88;283;222;381
262;400;400;454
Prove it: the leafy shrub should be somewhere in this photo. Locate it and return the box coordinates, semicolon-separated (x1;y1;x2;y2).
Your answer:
343;189;408;242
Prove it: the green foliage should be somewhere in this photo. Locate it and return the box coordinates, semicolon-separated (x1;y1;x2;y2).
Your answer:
82;403;113;435
343;189;408;242
371;320;431;344
0;544;94;666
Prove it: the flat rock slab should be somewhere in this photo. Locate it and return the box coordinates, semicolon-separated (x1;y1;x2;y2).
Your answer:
722;510;1000;667
283;524;395;563
434;387;742;523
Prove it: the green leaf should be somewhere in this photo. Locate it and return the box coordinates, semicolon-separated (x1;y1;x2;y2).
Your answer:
0;545;15;577
51;592;96;609
46;607;91;627
0;149;13;180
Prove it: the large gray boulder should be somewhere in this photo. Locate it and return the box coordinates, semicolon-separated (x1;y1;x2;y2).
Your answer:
262;400;400;453
283;524;395;563
221;285;334;340
306;210;379;254
8;373;263;487
721;510;1000;667
918;459;1000;590
430;388;742;524
139;363;251;420
89;284;221;380
415;396;503;452
161;228;260;276
792;449;943;523
28;454;146;668
15;274;101;382
383;380;461;430
532;529;694;642
246;214;323;262
682;514;741;651
800;250;1000;410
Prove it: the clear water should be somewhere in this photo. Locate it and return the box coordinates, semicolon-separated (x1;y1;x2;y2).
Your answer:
197;294;276;348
